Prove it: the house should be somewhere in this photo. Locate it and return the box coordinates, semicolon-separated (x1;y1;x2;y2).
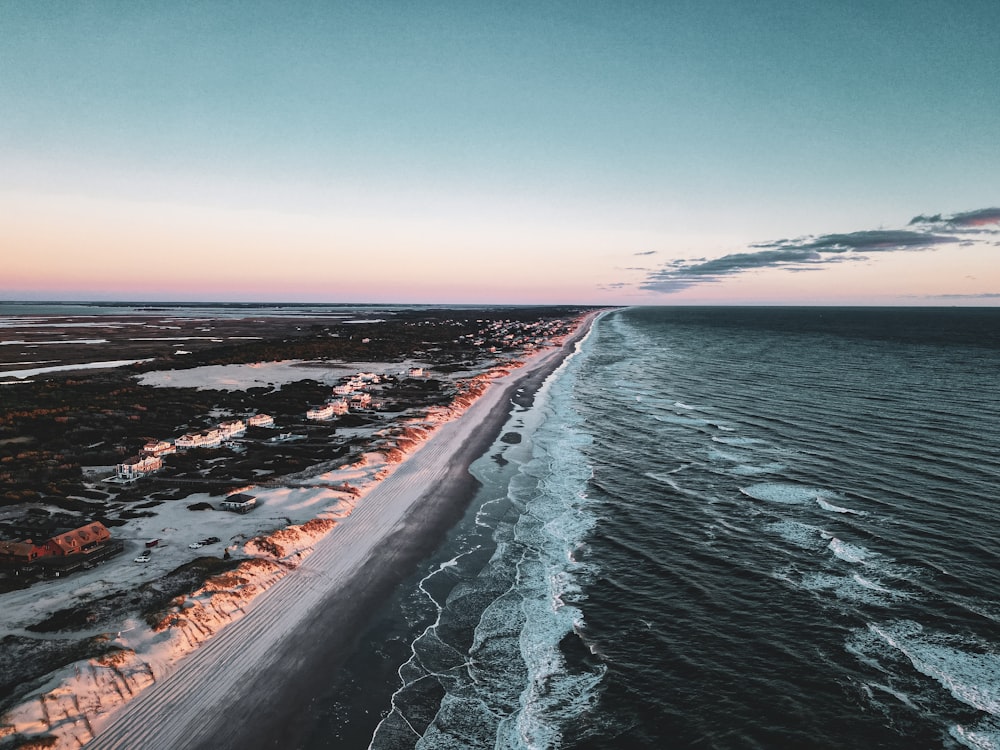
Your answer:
0;540;47;564
0;522;115;566
218;419;246;439
330;399;349;415
349;392;372;409
141;440;175;456
175;429;224;449
332;384;354;396
202;429;224;448
43;522;112;557
221;493;257;514
247;413;274;428
174;432;200;449
116;454;163;480
307;403;335;420
408;367;425;378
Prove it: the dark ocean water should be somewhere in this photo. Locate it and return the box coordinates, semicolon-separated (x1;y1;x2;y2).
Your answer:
302;307;1000;750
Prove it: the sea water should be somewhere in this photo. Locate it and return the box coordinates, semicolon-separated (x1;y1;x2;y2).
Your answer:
305;307;1000;749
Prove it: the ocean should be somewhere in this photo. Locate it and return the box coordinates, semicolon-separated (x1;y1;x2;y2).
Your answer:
299;306;1000;750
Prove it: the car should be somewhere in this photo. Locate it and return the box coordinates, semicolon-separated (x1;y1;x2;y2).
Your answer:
134;552;151;563
188;542;204;549
202;537;220;545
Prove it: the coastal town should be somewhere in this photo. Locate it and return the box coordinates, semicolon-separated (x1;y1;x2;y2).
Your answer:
0;305;592;750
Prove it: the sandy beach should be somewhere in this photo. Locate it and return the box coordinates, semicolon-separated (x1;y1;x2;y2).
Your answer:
78;313;596;750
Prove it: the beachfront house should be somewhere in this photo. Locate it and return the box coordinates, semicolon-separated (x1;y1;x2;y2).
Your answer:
330;399;349;415
43;523;112;557
0;540;46;564
141;440;175;456
247;413;274;428
175;429;224;449
218;419;246;439
349;392;372;409
306;403;335;421
221;493;257;513
407;367;425;378
0;522;114;564
174;433;199;449
333;383;354;396
116;454;163;480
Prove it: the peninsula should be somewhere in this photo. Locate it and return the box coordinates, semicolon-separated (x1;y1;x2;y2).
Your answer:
0;304;598;749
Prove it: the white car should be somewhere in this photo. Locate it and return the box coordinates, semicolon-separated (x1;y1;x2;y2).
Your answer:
134;552;151;563
188;542;204;549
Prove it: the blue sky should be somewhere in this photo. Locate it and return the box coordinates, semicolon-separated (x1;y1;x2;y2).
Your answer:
2;1;998;303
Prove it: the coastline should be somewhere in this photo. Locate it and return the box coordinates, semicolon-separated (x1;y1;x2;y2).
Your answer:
80;312;598;750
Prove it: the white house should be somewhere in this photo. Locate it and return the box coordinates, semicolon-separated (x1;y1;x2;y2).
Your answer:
247;413;274;428
203;429;224;447
116;454;163;480
141;440;175;457
218;419;246;439
174;433;199;449
175;429;224;449
330;399;349;415
307;403;335;421
408;367;425;378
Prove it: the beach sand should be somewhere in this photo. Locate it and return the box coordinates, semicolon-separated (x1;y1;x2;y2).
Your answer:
83;313;596;750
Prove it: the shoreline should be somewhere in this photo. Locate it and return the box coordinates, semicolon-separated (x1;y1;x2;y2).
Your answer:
83;312;598;750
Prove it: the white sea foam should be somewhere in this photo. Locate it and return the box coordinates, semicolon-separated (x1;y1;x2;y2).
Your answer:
868;621;1000;717
952;716;1000;750
377;313;607;750
827;538;871;564
799;572;896;605
707;447;742;462
765;520;825;549
644;471;703;498
499;325;604;749
817;497;866;515
740;482;822;504
731;462;786;476
866;681;919;710
711;435;765;446
852;573;897;594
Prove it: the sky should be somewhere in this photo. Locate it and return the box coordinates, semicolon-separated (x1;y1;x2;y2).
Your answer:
2;0;998;305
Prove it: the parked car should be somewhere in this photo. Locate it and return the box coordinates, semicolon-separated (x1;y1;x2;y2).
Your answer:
134;552;151;563
188;542;204;549
201;537;221;545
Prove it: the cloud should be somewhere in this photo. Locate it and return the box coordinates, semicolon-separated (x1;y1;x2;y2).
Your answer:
909;207;1000;229
751;229;956;253
634;207;999;295
919;292;1000;299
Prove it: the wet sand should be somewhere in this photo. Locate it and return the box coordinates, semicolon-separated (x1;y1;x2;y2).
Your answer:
86;314;596;750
